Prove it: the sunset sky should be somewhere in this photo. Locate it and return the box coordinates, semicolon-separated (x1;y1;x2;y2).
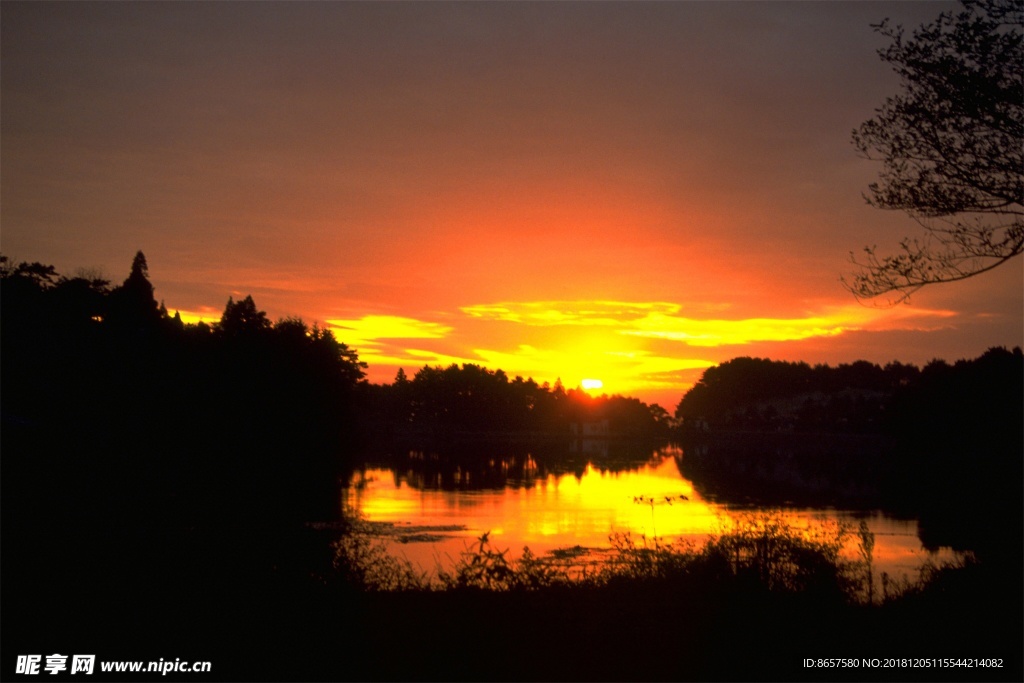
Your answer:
3;1;1021;409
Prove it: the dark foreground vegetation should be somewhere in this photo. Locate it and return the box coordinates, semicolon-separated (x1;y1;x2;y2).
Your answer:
2;253;1021;681
6;512;1021;682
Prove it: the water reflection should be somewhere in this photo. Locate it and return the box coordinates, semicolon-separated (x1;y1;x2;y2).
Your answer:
344;445;952;579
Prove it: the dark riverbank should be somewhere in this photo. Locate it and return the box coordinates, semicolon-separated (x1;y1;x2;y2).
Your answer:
4;522;1021;682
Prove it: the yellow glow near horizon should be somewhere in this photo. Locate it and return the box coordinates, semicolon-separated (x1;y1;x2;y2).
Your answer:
326;315;452;344
581;378;603;391
471;345;714;400
461;300;959;347
461;300;681;327
173;307;223;325
342;346;482;375
622;314;851;346
316;300;960;405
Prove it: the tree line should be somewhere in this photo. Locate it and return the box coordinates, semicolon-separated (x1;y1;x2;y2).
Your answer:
362;364;669;441
673;349;1022;562
674;350;1022;437
1;252;671;524
2;251;368;527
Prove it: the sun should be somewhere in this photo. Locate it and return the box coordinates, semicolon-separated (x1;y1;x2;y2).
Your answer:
580;378;603;392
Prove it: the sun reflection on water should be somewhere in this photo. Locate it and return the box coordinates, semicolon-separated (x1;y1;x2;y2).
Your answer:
344;447;952;580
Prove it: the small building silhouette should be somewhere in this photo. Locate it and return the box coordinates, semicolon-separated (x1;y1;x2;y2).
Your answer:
570;418;610;438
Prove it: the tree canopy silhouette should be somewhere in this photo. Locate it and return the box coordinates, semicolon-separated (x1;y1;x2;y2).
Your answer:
219;294;271;336
1;252;372;526
846;0;1023;302
107;249;159;325
361;362;668;440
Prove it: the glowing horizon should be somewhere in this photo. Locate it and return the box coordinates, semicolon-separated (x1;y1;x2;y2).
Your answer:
312;298;969;406
4;2;1020;409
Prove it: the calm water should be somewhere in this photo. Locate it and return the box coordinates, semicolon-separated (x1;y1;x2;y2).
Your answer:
344;445;953;580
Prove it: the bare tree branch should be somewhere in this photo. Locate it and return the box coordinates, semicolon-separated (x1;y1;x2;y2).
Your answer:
845;0;1023;303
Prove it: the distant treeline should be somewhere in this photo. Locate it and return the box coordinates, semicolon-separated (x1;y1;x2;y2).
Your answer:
672;350;1023;561
361;364;670;441
674;351;1023;438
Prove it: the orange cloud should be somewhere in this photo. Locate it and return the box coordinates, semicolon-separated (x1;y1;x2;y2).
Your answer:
461;300;958;347
461;301;681;326
326;315;453;346
325;315;473;371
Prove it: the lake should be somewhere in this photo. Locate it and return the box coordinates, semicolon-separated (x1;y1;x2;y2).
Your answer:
343;444;954;582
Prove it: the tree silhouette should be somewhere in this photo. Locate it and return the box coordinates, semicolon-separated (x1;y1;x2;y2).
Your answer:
846;0;1023;302
107;250;160;326
219;294;271;336
0;257;60;289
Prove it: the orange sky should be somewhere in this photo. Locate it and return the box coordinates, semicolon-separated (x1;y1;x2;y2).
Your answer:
2;1;1020;408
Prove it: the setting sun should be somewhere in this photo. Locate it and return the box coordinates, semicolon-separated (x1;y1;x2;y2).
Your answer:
581;378;604;391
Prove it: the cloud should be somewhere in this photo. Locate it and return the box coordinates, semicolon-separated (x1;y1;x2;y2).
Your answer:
326;315;453;347
459;299;958;347
325;315;474;373
461;301;681;326
355;347;481;370
621;313;852;346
